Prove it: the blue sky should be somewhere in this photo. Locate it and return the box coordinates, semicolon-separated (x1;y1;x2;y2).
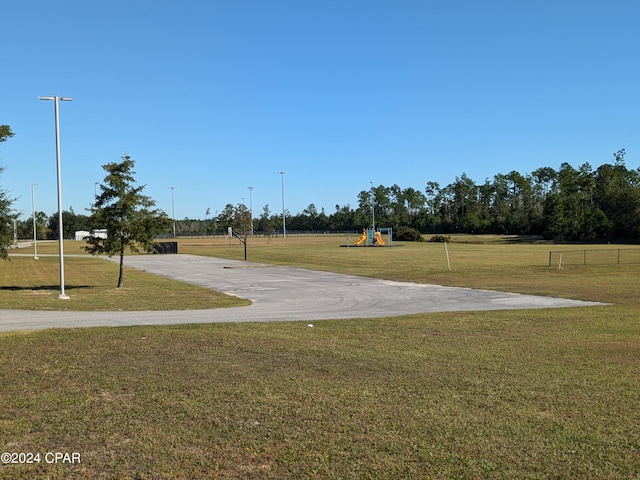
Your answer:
1;0;639;220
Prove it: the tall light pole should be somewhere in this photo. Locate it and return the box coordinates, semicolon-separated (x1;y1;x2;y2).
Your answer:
39;95;72;299
278;171;286;238
370;181;376;232
169;186;176;237
29;183;39;260
248;186;254;235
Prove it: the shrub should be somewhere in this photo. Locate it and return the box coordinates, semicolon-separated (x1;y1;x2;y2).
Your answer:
428;234;451;243
394;226;425;242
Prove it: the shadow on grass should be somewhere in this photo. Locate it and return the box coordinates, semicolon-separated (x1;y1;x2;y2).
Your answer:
0;285;92;291
503;235;549;244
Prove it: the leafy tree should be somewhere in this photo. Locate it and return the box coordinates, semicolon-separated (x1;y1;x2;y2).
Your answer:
449;173;479;231
505;170;535;234
329;204;356;231
593;150;640;239
541;193;565;240
232;203;252;237
214;203;253;237
36;211;50;239
490;173;510;233
85;155;172;288
0;167;15;259
0;125;14;144
48;208;91;239
216;204;235;233
373;184;392;219
531;167;556;231
17;211;49;240
402;187;426;226
388;184;405;225
288;204;329;231
0;125;15;259
476;179;495;232
255;204;275;235
424;181;441;214
532;166;556;196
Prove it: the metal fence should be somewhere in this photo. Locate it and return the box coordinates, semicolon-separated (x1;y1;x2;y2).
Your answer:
548;248;640;267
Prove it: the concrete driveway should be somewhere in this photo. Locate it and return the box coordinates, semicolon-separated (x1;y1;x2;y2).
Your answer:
0;254;605;332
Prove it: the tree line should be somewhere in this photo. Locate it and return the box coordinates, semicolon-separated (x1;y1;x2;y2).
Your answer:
5;143;640;244
166;149;640;242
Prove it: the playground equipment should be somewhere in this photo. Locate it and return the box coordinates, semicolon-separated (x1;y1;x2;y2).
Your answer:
353;227;392;247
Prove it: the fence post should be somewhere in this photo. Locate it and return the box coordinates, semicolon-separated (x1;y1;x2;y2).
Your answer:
549;251;552;267
584;250;587;265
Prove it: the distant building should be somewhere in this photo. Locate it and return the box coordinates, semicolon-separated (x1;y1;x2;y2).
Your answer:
74;229;107;240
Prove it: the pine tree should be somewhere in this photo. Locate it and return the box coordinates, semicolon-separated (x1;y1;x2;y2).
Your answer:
85;155;172;287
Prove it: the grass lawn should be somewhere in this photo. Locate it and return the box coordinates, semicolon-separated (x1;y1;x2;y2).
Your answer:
1;235;639;479
0;254;249;311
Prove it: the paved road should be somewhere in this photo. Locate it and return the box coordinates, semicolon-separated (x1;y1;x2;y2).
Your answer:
0;254;605;332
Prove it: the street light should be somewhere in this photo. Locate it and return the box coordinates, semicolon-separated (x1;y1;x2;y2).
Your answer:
278;171;286;238
39;95;72;299
248;186;254;235
169;186;176;237
29;183;39;260
370;181;376;232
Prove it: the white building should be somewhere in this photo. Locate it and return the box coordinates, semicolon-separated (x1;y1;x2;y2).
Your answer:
74;229;107;240
74;230;90;240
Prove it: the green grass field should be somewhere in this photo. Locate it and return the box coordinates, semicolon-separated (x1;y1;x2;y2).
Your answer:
1;236;639;479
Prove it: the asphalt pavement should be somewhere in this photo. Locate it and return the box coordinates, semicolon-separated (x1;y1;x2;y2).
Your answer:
0;254;605;332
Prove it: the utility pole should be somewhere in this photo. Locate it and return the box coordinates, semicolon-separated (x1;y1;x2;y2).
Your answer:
278;171;287;238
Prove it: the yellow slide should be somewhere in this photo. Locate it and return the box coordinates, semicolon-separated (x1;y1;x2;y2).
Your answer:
374;231;385;245
354;233;367;246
